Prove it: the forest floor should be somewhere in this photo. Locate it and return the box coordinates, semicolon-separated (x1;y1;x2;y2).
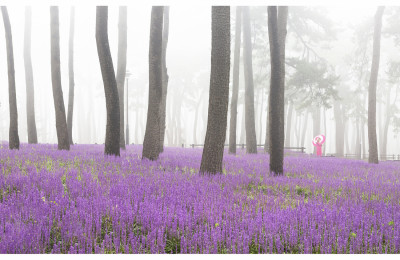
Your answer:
0;143;399;253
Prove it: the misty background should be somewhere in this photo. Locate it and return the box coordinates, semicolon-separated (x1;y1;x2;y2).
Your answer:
1;5;400;155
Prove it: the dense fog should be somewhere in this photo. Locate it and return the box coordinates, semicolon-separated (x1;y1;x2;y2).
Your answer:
1;5;400;156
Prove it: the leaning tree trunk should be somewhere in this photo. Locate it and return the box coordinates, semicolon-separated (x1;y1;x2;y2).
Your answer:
268;6;288;175
242;6;257;154
50;7;70;151
23;7;38;144
67;7;75;145
116;6;127;149
159;6;170;153
200;6;230;175
368;6;384;164
2;7;20;150
142;6;164;160
95;6;120;156
228;6;242;154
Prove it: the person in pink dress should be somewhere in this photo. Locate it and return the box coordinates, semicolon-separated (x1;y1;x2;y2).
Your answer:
312;135;325;156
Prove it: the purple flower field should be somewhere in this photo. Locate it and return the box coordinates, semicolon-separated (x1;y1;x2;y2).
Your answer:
0;143;399;254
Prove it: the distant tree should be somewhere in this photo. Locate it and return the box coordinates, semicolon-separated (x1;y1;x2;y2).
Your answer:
23;6;38;144
116;6;127;149
368;6;385;164
1;7;20;150
142;6;164;160
95;6;120;156
159;6;170;153
229;7;242;154
268;6;288;175
67;7;75;145
50;7;70;150
200;6;230;175
242;7;257;154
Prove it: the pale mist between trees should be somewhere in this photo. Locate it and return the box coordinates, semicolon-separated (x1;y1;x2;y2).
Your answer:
1;5;400;174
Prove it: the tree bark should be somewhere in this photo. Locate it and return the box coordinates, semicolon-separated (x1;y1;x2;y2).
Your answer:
50;7;70;150
268;6;288;175
95;6;120;156
23;7;38;144
200;6;230;175
285;102;293;147
159;6;170;153
116;6;127;149
67;7;75;145
242;6;257;154
228;7;242;154
143;6;164;160
2;7;20;150
368;6;384;164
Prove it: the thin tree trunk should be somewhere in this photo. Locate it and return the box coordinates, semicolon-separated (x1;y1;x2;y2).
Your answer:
333;101;344;156
23;7;38;144
312;107;321;154
229;7;242;154
368;6;384;164
239;102;245;144
143;6;164;160
50;7;70;151
300;109;309;148
67;7;75;145
355;118;361;159
268;6;288;175
285;102;293;147
116;6;127;149
2;7;20;150
344;119;349;154
242;6;257;154
95;6;120;156
323;108;327;155
159;6;170;153
361;121;366;158
200;6;230;175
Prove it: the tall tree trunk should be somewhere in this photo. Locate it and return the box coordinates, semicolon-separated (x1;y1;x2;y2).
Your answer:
285;102;293;147
95;6;120;156
2;7;20;150
116;6;127;149
355;118;361;159
239;102;245;144
344;119;349;154
368;6;384;164
159;6;170;153
361;121;366;158
268;6;288;175
143;6;163;160
229;7;242;154
300;109;309;148
200;6;230;175
242;7;257;154
67;7;75;145
333;101;344;156
24;7;38;144
50;7;70;151
125;77;130;145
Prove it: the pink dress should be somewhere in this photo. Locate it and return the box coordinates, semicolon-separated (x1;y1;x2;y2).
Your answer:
312;135;325;156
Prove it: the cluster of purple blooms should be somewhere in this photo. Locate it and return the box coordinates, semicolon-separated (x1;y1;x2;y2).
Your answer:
0;142;399;254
